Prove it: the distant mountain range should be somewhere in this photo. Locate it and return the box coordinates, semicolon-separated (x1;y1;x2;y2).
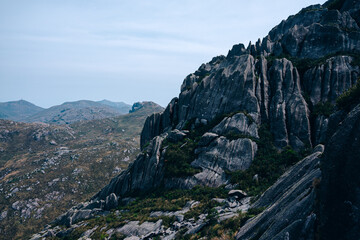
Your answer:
0;101;164;239
0;99;132;124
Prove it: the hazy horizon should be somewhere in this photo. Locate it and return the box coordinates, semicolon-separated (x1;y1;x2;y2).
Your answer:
0;98;135;109
1;0;326;108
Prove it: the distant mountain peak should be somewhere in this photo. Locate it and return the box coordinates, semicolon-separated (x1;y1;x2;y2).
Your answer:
129;101;163;113
0;100;44;121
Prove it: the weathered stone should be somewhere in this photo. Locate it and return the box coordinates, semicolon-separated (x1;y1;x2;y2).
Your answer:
228;190;247;200
38;2;360;239
166;129;187;143
93;134;167;201
319;104;360;240
116;220;162;237
314;115;329;145
104;193;118;210
236;147;323;239
264;3;360;58
303;56;359;106
194;137;257;172
197;132;218;147
187;137;257;188
269;58;311;150
211;113;258;138
185;223;207;235
140;98;178;149
71;209;92;224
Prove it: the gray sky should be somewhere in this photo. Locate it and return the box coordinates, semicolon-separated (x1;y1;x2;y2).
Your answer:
0;0;326;108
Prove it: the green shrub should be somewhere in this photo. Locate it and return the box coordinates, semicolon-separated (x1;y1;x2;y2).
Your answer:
267;52;360;79
166;111;253;178
184;200;219;221
153;185;228;202
312;101;335;117
324;0;345;10
336;79;360;111
164;138;201;178
223;130;256;141
227;125;303;196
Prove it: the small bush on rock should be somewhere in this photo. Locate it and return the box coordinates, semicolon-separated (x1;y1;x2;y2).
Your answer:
336;79;360;111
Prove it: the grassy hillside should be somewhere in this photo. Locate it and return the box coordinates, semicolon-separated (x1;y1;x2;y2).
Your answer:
0;102;163;239
0;100;44;122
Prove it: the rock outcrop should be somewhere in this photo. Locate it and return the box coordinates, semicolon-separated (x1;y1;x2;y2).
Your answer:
303;56;359;106
140;0;360;152
55;0;360;220
319;104;360;240
94;133;168;200
236;146;323;239
34;0;360;239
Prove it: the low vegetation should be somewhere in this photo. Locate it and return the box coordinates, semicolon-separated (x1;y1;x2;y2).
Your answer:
323;0;346;10
49;186;229;240
164;111;254;178
312;101;335;117
266;51;360;78
336;79;360;111
0;104;163;240
227;125;305;196
163;138;201;178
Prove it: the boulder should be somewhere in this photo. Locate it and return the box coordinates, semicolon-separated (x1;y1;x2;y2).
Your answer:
116;220;162;237
166;129;187;143
104;193;118;211
228;190;247;200
197;132;218;147
211;112;258;138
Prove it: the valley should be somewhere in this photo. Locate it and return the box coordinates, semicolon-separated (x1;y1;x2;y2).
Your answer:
0;102;163;239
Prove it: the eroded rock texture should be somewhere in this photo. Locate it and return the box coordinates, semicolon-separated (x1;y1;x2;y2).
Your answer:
49;1;360;236
319;104;360;240
236;146;323;240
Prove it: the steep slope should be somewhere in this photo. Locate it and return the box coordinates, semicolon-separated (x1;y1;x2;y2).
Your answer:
0;102;163;240
0;100;44;122
319;104;360;240
24;100;128;125
31;0;360;239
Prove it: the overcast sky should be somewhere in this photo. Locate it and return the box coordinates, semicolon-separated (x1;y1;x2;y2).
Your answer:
0;0;326;108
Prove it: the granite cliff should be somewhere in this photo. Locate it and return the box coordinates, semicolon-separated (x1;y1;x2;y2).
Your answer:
32;0;360;239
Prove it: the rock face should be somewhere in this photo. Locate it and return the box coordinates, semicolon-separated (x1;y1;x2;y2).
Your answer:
57;0;359;214
303;56;359;106
236;146;323;240
37;0;360;239
319;104;360;240
265;3;360;59
141;0;360;151
268;59;311;150
211;112;258;138
93;134;167;200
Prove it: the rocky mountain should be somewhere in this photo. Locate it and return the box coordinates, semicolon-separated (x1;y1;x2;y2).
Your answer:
0;102;163;239
0;100;44;122
30;0;360;239
97;100;132;114
0;100;133;125
24;100;130;125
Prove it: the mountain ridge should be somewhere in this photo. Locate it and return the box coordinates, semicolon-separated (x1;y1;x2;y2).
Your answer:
0;99;133;124
0;100;44;122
